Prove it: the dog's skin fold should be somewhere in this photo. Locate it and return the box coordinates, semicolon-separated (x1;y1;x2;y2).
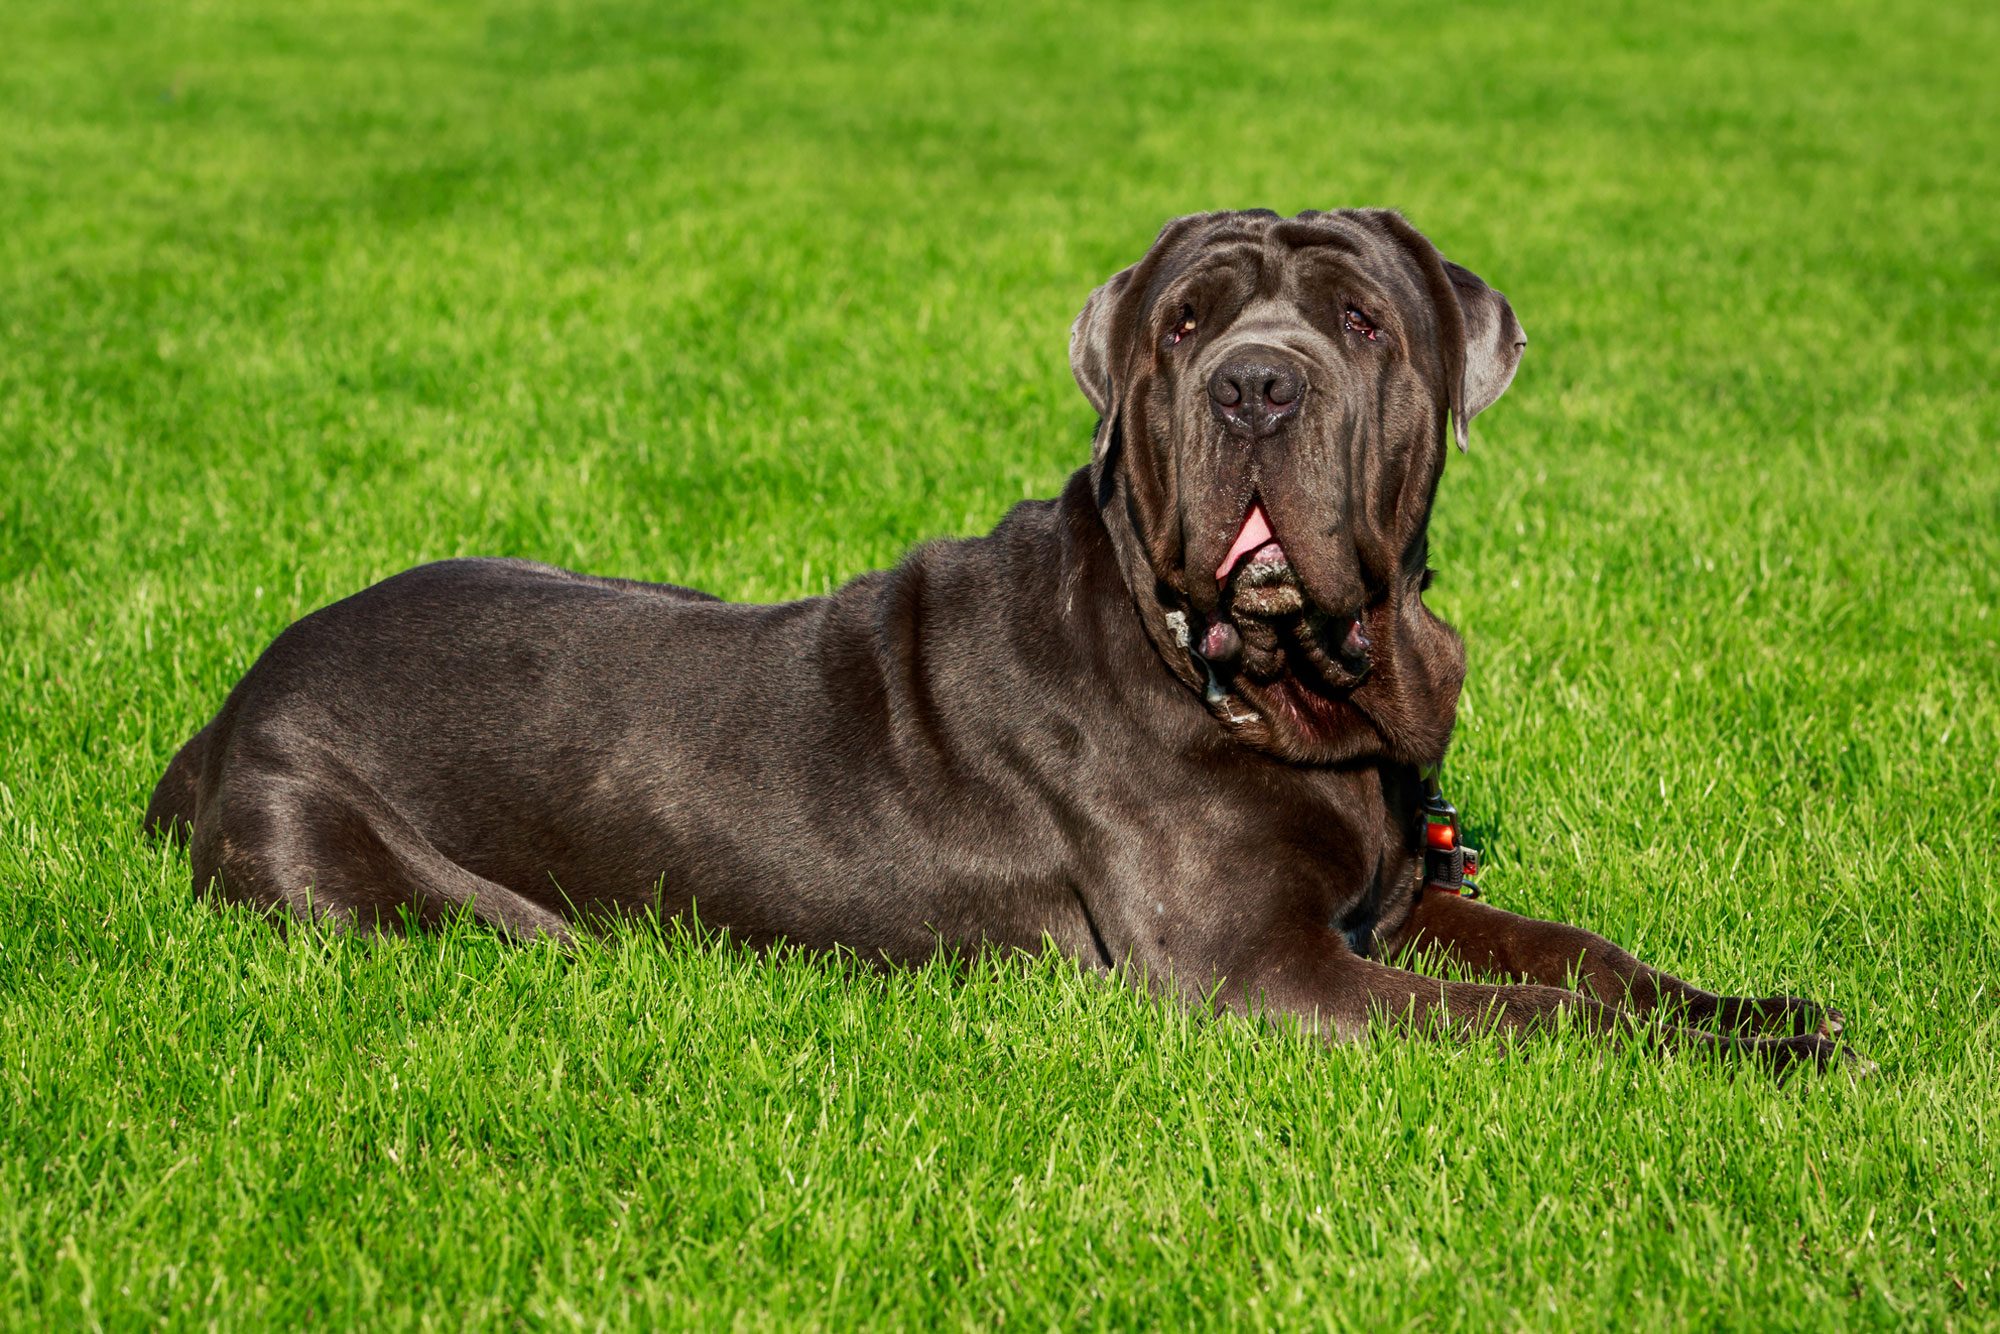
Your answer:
146;209;1867;1079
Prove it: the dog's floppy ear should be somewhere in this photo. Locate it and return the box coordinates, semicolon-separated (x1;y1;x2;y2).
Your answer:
1442;260;1526;450
1071;213;1218;463
1366;211;1526;451
1069;265;1135;457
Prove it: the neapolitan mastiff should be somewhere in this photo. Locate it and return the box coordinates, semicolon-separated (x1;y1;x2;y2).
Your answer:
146;209;1865;1077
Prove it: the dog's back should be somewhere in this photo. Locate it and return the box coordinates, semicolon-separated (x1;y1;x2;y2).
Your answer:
145;559;724;845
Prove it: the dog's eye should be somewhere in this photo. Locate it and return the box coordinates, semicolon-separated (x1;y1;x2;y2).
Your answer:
1343;306;1378;341
1169;306;1197;346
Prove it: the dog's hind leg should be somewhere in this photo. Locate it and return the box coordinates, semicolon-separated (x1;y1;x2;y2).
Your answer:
143;719;216;845
189;732;572;944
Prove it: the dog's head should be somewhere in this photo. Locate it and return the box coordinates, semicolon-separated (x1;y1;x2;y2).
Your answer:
1072;209;1525;765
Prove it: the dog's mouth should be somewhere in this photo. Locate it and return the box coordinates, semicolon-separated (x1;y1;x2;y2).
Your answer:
1192;500;1372;698
1214;502;1304;619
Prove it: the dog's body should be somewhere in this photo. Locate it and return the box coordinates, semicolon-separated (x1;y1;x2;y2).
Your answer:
146;479;1424;975
148;209;1865;1075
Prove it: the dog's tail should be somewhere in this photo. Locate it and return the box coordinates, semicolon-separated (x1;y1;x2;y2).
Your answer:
143;720;214;845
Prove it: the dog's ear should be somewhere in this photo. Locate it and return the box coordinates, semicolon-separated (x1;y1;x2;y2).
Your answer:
1364;211;1526;451
1071;214;1220;465
1069;265;1135;455
1441;260;1526;450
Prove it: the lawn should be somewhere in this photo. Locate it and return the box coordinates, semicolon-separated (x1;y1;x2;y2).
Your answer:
3;0;1996;1326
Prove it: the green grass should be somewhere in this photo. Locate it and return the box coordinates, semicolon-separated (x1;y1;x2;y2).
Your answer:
3;0;1997;1326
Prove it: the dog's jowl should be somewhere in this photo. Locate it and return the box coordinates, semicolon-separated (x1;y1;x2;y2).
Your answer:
145;209;1866;1078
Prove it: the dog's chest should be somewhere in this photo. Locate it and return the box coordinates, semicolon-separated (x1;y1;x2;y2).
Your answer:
1285;766;1424;958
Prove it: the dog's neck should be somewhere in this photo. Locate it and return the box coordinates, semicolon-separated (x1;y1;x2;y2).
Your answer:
1076;458;1464;771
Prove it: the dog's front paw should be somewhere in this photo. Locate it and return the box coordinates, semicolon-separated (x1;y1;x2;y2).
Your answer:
1755;1033;1876;1086
1715;993;1844;1039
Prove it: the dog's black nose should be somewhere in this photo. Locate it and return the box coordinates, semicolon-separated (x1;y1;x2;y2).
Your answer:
1208;356;1304;438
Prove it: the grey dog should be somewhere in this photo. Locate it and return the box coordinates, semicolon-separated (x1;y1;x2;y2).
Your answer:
147;209;1865;1077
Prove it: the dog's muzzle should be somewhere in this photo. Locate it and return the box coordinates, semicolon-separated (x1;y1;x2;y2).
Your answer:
1208;350;1306;440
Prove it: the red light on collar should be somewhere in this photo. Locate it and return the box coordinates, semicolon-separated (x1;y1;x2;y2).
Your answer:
1422;790;1482;899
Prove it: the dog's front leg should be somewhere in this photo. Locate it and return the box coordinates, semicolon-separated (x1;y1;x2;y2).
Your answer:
1229;925;1858;1080
1388;889;1846;1042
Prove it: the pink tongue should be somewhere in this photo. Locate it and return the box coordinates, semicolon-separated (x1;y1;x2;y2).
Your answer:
1216;504;1277;583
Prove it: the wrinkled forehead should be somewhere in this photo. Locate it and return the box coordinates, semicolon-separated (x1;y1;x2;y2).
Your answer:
1144;211;1428;315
